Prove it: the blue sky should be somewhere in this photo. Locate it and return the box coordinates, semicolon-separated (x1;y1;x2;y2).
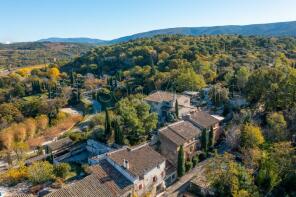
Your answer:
0;0;296;43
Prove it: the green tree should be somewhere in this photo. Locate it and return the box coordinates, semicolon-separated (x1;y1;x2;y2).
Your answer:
28;161;54;184
53;163;71;179
235;66;250;90
177;145;185;177
175;99;179;118
104;108;112;142
266;112;287;141
246;66;296;111
240;124;264;149
192;155;199;167
201;129;208;155
256;157;280;193
208;126;215;148
174;68;206;92
206;153;259;197
116;94;157;145
0;103;23;126
185;160;193;172
114;119;124;145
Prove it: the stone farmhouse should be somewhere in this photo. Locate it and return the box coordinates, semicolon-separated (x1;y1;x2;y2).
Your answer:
158;110;222;185
89;143;166;197
144;91;196;122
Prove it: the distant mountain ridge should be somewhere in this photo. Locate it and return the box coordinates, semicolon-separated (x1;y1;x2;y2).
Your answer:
37;37;106;44
38;21;296;44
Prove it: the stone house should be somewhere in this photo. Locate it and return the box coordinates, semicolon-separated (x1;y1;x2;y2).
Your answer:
183;110;222;142
159;120;202;167
144;91;196;122
89;143;166;197
158;110;222;186
158;120;202;186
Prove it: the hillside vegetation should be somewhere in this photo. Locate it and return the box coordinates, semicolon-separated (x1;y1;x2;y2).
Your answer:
0;42;95;69
65;35;296;93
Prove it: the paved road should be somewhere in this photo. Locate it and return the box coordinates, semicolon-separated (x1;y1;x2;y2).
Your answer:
162;160;209;197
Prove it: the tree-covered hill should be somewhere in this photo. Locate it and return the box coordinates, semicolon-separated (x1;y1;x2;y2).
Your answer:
110;21;296;43
0;42;96;69
37;37;106;44
64;34;296;76
37;21;296;45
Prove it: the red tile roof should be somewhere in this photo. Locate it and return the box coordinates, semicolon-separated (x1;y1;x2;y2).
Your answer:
159;121;201;146
144;91;187;103
188;111;219;129
108;144;165;178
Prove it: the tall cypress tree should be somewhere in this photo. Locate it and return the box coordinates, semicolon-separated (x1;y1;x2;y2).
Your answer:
201;129;208;155
104;109;112;142
150;55;156;76
114;119;124;145
177;145;185;177
175;99;179;118
208;126;214;148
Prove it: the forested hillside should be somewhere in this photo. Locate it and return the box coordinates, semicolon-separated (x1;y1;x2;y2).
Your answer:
65;35;296;93
0;42;95;69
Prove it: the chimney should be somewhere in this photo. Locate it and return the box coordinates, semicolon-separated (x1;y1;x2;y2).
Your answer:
123;159;129;169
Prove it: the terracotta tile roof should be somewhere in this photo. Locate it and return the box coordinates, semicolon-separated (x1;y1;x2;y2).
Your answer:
89;159;133;195
159;121;201;146
108;144;165;178
46;159;133;197
144;91;187;103
45;174;114;197
188;111;219;129
46;137;74;151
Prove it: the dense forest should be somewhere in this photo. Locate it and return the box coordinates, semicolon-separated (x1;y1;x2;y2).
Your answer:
66;35;296;94
0;42;95;69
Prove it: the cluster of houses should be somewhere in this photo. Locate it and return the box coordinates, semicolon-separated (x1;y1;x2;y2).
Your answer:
23;91;222;197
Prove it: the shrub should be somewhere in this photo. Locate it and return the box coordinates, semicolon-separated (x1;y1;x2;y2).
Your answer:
192;155;199;167
53;163;71;179
199;152;207;161
1;165;28;186
185;161;193;172
28;161;54;184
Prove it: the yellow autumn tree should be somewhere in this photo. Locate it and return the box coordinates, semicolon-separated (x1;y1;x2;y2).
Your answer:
23;118;37;139
36;114;49;132
240;124;264;149
0;131;14;150
48;67;60;79
1;164;28;185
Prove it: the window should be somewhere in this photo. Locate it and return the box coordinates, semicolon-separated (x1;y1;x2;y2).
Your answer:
138;184;142;190
153;176;157;182
172;174;176;180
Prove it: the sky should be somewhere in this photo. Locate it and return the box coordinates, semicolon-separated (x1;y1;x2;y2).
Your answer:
0;0;296;43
